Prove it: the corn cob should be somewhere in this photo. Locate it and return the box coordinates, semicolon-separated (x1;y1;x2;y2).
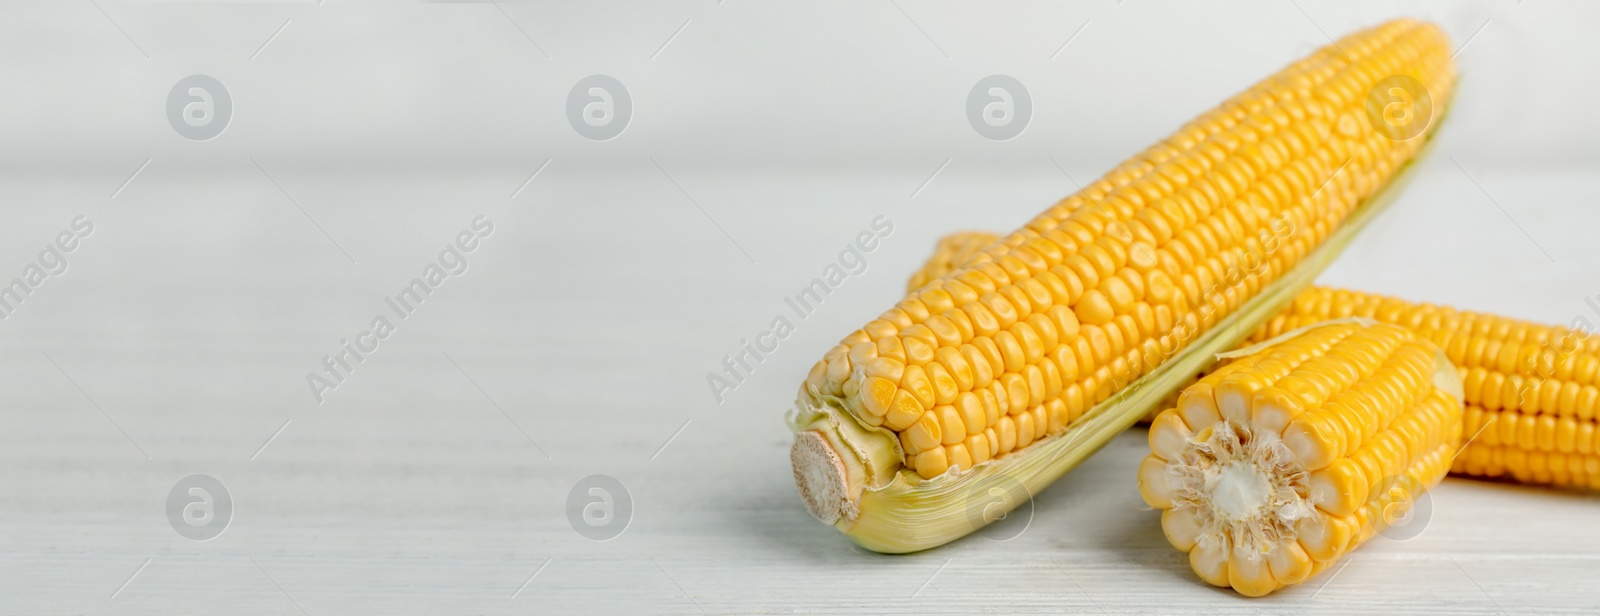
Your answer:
1139;320;1464;596
1254;288;1600;489
789;19;1455;553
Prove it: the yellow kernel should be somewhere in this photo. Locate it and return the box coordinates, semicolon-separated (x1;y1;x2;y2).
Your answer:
935;346;976;392
900;364;936;409
1015;410;1037;449
962;344;995;390
903;335;937;366
1077;289;1115;325
860;377;897;417
956;391;986;436
1011;321;1046;365
924;314;963;347
925;361;960;405
1000;285;1035;320
1102;276;1136;315
995;330;1028;373
907;410;943;451
1001;372;1029;415
914;447;949;479
996;416;1018;453
884;389;925;431
936;405;967;446
980;388;1002;426
981;292;1020;328
966;433;992;464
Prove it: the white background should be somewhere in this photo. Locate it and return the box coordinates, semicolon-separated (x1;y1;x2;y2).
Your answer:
1;0;1597;613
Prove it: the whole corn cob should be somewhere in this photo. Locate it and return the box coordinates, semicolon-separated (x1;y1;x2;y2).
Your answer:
789;19;1455;553
1139;320;1464;596
1255;288;1600;489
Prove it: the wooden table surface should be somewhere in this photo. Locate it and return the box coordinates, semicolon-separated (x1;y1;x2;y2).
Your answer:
2;158;1596;614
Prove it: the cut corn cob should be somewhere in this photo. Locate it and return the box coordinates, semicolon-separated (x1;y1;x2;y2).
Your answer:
1255;288;1600;489
789;19;1455;553
1139;320;1464;596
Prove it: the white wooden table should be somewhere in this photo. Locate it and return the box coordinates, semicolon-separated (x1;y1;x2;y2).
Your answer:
4;0;1598;611
2;156;1596;614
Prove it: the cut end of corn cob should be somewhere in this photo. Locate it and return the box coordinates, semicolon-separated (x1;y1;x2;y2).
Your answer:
1140;320;1464;596
789;393;906;527
792;429;853;524
790;18;1455;552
